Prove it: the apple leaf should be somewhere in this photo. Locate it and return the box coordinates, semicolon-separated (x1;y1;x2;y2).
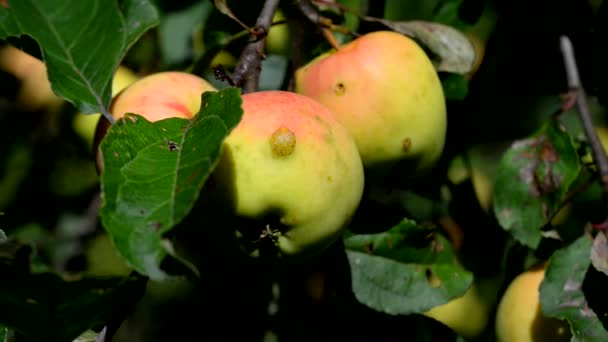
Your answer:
344;219;473;315
0;325;6;342
359;17;475;75
493;119;581;248
540;234;608;341
0;272;146;342
440;73;469;101
99;88;243;280
0;0;160;115
591;232;608;276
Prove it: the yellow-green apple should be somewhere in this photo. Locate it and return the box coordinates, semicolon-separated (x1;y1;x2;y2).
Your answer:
265;9;291;56
94;71;217;173
495;263;571;342
210;90;364;258
423;275;502;339
0;45;64;111
72;65;140;149
294;30;447;176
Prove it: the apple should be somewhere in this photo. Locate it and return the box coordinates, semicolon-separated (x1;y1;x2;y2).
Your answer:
265;9;291;56
294;30;447;176
94;71;218;173
210;90;364;258
495;263;571;342
72;65;140;149
0;45;64;112
423;275;502;339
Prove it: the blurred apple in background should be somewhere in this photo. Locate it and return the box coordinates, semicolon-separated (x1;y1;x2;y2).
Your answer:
0;45;64;112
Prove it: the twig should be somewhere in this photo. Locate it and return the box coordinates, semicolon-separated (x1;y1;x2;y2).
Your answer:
294;0;352;50
231;0;281;93
560;36;608;221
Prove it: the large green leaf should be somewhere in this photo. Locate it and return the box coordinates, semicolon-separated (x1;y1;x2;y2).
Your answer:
0;0;159;115
99;88;243;280
541;234;608;341
344;219;473;315
0;272;146;342
493;119;581;248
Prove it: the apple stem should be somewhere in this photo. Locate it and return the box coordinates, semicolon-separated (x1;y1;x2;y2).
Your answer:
231;0;281;93
559;36;608;224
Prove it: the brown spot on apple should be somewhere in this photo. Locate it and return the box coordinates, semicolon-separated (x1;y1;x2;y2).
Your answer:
334;82;346;96
270;126;296;157
402;137;412;152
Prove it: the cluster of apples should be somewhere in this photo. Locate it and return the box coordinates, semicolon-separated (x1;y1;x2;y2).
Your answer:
94;30;448;260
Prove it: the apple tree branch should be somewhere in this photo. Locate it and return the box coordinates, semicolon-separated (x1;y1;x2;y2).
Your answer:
230;0;281;93
560;36;608;223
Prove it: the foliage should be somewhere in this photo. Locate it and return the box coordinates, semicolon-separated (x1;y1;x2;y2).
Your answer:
1;0;608;341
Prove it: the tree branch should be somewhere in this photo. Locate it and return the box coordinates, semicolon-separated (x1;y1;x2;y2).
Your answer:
231;0;281;93
560;36;608;221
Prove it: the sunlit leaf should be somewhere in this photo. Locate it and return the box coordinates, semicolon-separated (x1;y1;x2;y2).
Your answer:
0;0;159;115
99;88;243;280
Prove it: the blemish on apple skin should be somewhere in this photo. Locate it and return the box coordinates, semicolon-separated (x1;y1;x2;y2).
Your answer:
402;138;412;152
270;126;296;157
334;82;346;96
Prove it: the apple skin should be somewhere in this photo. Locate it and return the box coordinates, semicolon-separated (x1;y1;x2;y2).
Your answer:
294;30;447;175
94;71;217;173
211;90;364;258
423;276;501;339
495;263;571;342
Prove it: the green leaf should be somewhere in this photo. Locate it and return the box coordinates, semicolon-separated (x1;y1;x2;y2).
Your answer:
344;219;473;315
0;325;7;342
0;230;5;242
540;234;608;341
0;272;146;342
159;1;213;66
0;0;160;115
493;119;581;248
99;88;243;280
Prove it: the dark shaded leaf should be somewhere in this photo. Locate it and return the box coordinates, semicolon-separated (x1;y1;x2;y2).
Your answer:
440;73;469;101
493;119;581;248
344;219;473;315
213;0;250;31
359;17;475;74
0;272;146;342
541;235;608;341
0;0;159;114
99;88;243;280
0;325;6;342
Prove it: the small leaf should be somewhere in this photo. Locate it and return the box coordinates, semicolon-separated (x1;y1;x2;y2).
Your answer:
591;232;608;276
541;234;608;341
0;325;7;342
440;73;469;101
493;119;581;248
344;219;473;315
0;229;5;242
213;0;251;32
99;88;243;280
73;330;100;342
0;272;146;342
360;17;475;74
0;0;160;115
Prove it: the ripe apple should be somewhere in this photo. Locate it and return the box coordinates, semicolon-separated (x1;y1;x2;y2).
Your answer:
0;45;64;111
294;30;447;176
210;90;365;258
422;275;502;339
94;71;218;173
495;263;571;342
72;65;140;149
